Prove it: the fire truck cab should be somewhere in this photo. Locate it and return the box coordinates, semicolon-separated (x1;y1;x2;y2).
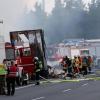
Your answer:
15;47;33;74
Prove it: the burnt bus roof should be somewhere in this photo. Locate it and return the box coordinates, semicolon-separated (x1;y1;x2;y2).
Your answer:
10;29;43;34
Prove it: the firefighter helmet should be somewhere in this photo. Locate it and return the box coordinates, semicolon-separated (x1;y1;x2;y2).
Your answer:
34;57;39;60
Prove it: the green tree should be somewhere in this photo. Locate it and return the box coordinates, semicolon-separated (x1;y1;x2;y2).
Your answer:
81;0;100;39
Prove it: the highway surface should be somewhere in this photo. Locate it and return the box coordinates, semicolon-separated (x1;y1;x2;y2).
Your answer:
0;79;100;100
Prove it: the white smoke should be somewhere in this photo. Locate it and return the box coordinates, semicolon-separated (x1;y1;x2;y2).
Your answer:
0;0;55;42
0;0;93;42
82;0;92;11
0;0;27;41
25;0;92;14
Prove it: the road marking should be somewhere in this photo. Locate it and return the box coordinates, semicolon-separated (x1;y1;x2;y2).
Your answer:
62;79;79;82
32;97;45;100
82;83;88;86
16;84;35;90
63;89;71;92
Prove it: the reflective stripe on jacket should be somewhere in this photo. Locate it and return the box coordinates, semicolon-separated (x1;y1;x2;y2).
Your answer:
35;61;41;72
36;69;41;72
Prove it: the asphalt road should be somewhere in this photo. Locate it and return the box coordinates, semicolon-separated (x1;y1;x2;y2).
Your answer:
0;79;100;100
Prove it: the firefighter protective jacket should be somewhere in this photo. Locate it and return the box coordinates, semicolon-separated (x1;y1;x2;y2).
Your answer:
34;61;42;72
7;66;17;78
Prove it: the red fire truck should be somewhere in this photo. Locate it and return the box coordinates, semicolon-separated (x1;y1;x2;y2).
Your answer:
5;29;47;78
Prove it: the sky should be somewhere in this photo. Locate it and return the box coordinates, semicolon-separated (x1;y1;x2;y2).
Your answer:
0;0;26;41
0;0;92;42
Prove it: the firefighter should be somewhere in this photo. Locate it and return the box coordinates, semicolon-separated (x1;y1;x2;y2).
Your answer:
61;56;68;73
78;56;82;74
73;56;80;74
87;56;93;73
6;61;17;96
82;56;88;75
67;58;73;78
3;59;7;70
33;57;41;85
0;62;7;95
